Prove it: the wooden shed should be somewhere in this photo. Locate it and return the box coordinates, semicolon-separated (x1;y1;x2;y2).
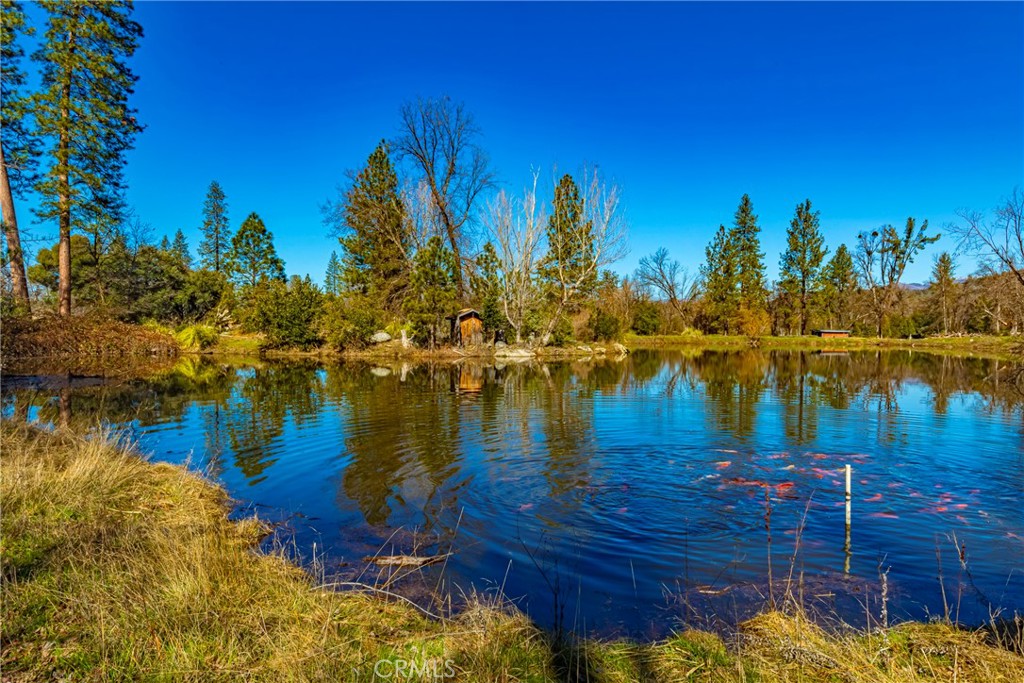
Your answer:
448;309;483;346
811;329;851;338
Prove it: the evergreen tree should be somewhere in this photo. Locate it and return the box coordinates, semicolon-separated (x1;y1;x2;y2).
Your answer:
324;250;343;295
700;224;739;333
328;140;409;309
1;0;36;309
731;194;768;313
820;244;857;329
405;236;457;348
159;235;171;251
472;241;504;339
198;180;229;271
778;199;828;335
171;228;191;267
226;212;285;289
540;175;596;300
930;252;957;334
31;0;143;316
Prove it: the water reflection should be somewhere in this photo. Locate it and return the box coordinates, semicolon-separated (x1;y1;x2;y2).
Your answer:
3;349;1022;637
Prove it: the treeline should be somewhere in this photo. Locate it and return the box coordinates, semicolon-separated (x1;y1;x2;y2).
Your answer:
630;192;1024;339
3;3;1022;349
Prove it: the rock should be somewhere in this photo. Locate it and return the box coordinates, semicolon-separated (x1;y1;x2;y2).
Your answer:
370;331;392;344
495;346;535;359
593;346;607;355
576;345;592;353
370;367;392;377
612;342;629;355
495;341;508;349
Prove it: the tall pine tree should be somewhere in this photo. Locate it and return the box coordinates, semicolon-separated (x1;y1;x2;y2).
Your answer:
405;235;457;348
700;224;740;333
324;250;342;295
226;212;284;289
328;140;409;310
731;194;768;314
778;199;828;335
820;244;857;329
1;0;36;309
198;180;229;272
32;0;143;316
171;228;191;267
930;252;956;334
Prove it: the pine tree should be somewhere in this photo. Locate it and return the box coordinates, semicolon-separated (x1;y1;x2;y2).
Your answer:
329;141;409;309
930;252;957;334
226;212;285;289
472;241;504;339
730;194;768;314
405;236;457;348
324;250;342;295
159;235;171;251
821;244;858;329
171;228;191;267
778;199;828;335
198;180;229;272
31;0;143;316
700;224;740;333
1;0;36;309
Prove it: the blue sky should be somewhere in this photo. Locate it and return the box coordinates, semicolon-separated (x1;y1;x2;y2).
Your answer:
18;1;1024;285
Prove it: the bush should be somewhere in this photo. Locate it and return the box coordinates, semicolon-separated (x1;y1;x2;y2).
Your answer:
631;301;662;335
588;308;623;341
250;277;325;350
321;293;381;350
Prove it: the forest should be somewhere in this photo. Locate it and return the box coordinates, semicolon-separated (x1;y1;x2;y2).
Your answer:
2;1;1023;354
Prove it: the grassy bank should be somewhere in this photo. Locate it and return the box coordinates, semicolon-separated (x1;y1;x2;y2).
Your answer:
0;315;178;365
625;333;1023;360
2;424;1021;681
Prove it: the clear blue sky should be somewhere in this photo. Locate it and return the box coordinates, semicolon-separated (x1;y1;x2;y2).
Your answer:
19;1;1024;285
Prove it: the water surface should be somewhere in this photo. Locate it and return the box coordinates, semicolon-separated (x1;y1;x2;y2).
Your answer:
4;349;1022;638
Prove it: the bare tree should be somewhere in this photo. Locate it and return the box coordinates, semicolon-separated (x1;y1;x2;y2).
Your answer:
634;246;698;327
484;172;545;343
539;167;628;344
951;188;1024;289
855;217;939;337
393;96;494;299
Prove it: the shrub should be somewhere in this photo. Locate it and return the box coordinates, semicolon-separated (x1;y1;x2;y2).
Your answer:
631;301;662;335
251;277;325;350
321;293;381;350
588;308;623;341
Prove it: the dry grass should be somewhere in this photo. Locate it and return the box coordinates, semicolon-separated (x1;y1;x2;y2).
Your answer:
2;423;1021;682
0;314;178;362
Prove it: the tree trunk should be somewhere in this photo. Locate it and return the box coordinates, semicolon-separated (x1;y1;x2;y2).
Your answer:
57;27;75;317
0;141;30;310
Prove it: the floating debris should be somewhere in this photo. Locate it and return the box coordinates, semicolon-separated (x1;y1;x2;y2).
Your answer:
363;553;452;568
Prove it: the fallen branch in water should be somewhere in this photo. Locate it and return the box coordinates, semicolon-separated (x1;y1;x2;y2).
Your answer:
363;552;453;568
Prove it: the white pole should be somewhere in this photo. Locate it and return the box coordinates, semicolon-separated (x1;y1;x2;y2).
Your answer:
844;463;852;574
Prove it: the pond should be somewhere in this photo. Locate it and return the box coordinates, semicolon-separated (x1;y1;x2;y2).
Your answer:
3;349;1023;638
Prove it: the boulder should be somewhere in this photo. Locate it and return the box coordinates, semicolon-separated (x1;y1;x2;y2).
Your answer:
495;341;508;349
593;346;607;355
612;342;629;355
370;331;392;344
576;345;592;353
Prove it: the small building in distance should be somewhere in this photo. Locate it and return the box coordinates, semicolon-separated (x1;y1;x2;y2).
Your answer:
811;329;851;338
448;308;483;346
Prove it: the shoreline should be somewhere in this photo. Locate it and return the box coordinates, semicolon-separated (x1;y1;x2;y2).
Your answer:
2;423;1021;681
